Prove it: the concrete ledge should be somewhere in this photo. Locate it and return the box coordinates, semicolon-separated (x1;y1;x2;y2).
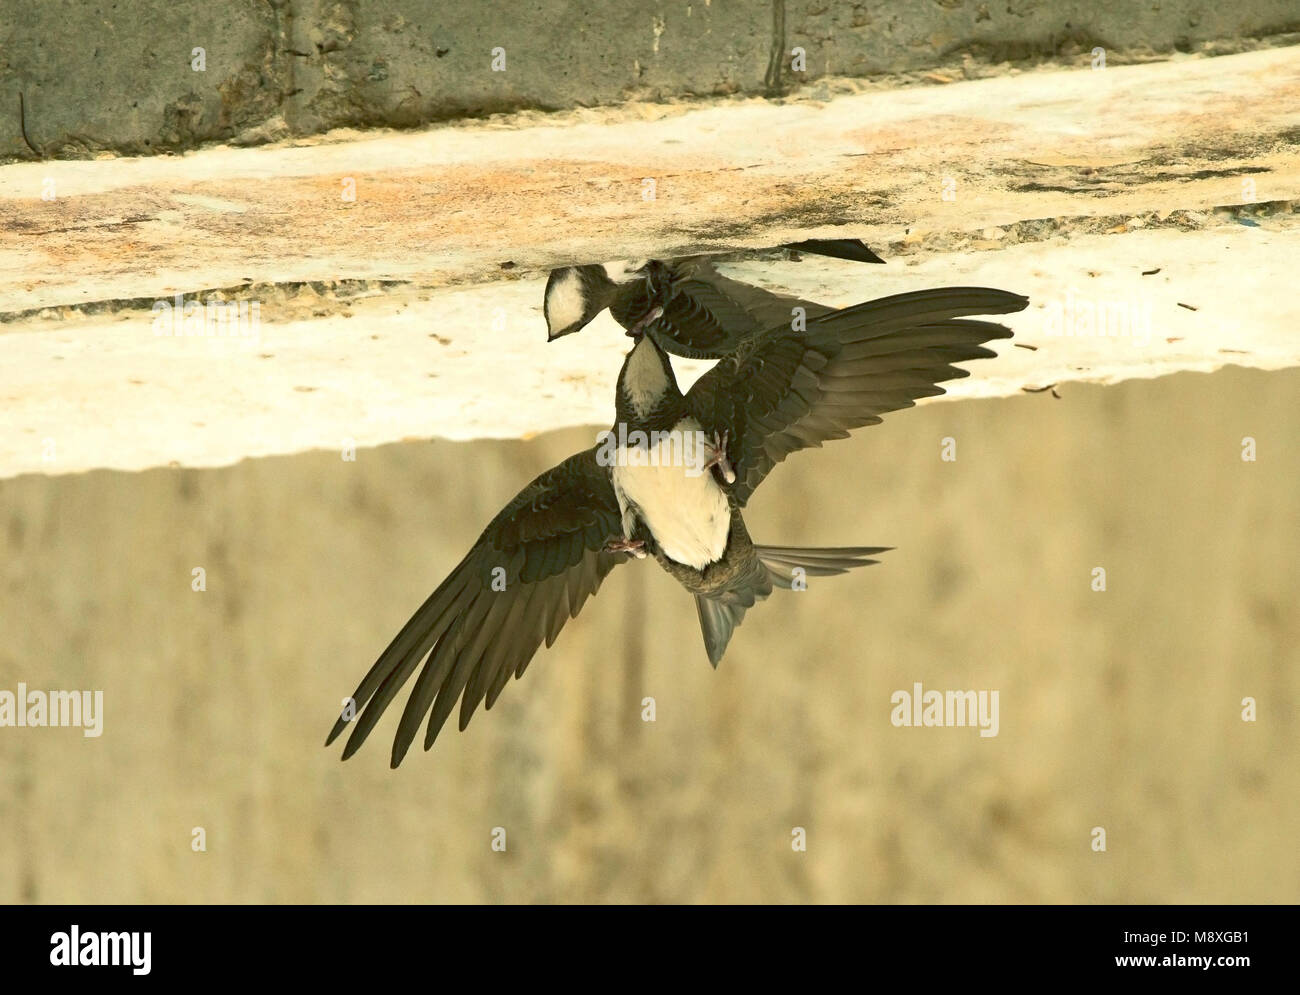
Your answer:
2;47;1298;478
3;48;1297;315
2;206;1296;479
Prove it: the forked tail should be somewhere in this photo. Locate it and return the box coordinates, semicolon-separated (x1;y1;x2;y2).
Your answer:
754;544;891;589
694;545;891;667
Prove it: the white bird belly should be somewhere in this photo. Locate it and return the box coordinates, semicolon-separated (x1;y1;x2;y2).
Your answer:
611;428;730;570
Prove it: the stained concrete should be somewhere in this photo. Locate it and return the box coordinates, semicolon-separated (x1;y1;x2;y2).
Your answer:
4;208;1300;479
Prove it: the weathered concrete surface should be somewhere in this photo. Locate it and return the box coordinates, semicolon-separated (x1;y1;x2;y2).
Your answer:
1;365;1295;902
785;0;1300;79
2;207;1296;480
3;0;1297;160
0;0;286;160
3;46;1298;315
3;48;1297;479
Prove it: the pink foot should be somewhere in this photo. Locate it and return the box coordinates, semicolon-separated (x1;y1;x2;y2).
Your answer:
606;537;648;558
625;305;664;337
703;431;736;485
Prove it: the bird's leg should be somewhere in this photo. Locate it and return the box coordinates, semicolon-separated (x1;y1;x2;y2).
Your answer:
624;305;664;338
605;537;648;558
702;430;737;485
624;260;674;338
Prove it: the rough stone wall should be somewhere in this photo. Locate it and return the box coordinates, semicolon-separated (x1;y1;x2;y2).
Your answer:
3;0;1298;160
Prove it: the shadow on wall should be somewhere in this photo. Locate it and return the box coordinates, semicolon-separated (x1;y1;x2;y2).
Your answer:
0;365;1295;903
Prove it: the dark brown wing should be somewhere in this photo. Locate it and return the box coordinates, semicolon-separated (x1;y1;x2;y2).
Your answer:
686;287;1028;506
611;259;835;359
679;260;838;336
325;447;625;767
610;269;758;358
782;238;886;264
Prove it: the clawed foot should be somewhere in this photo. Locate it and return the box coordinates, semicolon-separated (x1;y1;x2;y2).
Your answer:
625;305;664;338
703;430;737;485
606;537;648;558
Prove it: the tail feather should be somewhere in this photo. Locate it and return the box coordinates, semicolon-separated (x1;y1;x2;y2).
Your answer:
694;545;891;667
755;544;891;588
695;595;747;669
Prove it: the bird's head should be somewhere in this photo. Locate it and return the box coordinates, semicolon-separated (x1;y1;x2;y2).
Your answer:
544;260;647;341
616;323;680;420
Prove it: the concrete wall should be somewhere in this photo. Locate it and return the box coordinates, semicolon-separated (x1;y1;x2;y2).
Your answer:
1;364;1294;903
3;0;1298;160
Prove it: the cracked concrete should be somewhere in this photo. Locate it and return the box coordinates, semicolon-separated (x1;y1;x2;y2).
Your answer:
2;204;1297;479
3;46;1297;315
2;34;1298;478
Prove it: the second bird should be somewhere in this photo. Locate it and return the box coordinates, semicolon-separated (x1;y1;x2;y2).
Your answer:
544;239;885;359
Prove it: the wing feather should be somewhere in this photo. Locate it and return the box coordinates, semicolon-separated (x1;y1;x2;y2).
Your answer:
686;288;1027;505
326;448;625;766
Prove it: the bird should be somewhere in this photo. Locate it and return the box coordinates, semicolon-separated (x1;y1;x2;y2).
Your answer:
544;238;885;359
327;285;1028;766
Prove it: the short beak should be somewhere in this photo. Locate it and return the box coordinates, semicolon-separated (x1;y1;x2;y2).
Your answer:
547;323;582;342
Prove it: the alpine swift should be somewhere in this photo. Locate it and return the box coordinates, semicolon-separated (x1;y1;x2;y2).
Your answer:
327;286;1027;766
544;239;885;359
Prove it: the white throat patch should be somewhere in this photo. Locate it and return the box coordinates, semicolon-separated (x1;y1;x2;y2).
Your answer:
621;335;671;418
545;269;587;334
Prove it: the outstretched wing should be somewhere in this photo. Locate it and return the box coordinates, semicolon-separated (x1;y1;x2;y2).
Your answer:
326;447;625;767
675;260;838;337
782;238;886;264
686;287;1028;506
